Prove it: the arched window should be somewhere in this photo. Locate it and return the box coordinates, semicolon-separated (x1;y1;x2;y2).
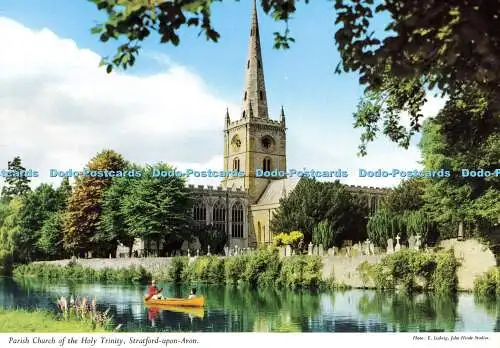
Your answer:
247;60;250;69
263;158;271;172
233;157;240;171
231;201;244;238
193;201;206;229
212;201;226;234
244;91;247;100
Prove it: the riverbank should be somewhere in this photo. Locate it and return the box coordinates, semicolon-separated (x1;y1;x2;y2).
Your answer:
0;309;110;333
20;239;497;292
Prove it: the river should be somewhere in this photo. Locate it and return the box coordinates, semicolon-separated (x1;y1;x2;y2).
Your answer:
0;277;498;332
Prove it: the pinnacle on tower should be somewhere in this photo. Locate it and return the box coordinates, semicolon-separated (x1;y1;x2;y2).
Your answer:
242;0;269;119
225;108;230;126
280;105;285;123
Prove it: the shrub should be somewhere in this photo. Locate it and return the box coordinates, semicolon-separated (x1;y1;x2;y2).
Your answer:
367;248;459;293
473;267;500;298
278;255;322;289
165;256;188;283
272;231;304;248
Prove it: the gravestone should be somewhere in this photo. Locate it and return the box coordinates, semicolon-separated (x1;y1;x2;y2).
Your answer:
364;239;371;255
308;242;313;255
285;245;292;256
395;234;401;252
387;238;394;254
223;245;228;256
318;244;324;256
327;248;335;256
369;241;375;255
312;245;318;256
207;245;211;256
187;249;191;257
196;249;200;257
234;245;239;256
415;234;422;250
408;235;416;249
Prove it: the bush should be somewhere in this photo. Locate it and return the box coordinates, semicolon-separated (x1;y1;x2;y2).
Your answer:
12;263;150;283
366;248;459;293
278;255;322;289
272;231;303;248
473;267;500;298
165;256;188;283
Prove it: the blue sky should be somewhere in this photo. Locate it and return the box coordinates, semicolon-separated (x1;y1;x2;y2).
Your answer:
0;0;444;188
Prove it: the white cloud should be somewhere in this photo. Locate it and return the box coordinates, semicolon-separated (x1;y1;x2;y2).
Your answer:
0;17;236;190
0;17;444;193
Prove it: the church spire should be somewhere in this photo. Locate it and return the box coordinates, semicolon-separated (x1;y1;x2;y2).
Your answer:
242;0;268;119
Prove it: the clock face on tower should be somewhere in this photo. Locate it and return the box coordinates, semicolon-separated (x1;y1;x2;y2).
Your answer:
231;135;241;151
261;135;274;151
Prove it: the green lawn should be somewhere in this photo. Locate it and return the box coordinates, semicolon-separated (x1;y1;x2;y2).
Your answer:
0;309;109;332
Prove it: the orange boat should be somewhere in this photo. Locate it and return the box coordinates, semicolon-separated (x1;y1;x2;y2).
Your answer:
144;296;205;307
145;304;205;318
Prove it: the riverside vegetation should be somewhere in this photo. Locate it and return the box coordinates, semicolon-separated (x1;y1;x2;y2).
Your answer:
0;295;114;333
13;247;491;297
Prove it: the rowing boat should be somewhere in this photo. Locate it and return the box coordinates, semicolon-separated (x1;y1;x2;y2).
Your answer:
145;304;205;318
144;296;205;307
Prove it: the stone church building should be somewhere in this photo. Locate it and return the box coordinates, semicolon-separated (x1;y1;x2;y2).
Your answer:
122;3;389;256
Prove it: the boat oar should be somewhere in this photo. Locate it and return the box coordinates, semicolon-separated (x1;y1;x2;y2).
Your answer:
144;288;163;301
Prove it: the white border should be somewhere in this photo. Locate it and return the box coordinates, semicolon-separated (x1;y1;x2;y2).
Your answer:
1;333;499;347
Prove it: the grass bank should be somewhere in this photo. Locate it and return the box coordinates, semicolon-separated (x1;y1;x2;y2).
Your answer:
0;309;111;333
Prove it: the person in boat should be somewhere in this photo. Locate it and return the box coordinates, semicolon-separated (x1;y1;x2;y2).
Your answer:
147;280;163;300
187;288;197;299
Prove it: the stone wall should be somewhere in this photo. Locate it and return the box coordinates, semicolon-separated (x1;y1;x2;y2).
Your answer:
33;257;172;273
33;239;496;291
321;255;383;288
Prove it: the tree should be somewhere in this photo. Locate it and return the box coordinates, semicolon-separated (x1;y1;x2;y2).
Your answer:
197;224;228;254
16;184;60;262
37;211;65;260
94;168;139;257
1;156;31;201
384;178;426;214
0;198;23;274
56;177;72;210
63;150;128;256
271;178;367;244
89;0;500;154
418;86;500;240
121;163;194;255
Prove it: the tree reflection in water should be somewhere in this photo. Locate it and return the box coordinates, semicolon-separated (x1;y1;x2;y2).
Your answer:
357;291;459;332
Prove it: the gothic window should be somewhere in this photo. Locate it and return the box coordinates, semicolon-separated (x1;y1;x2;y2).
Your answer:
212;201;226;234
242;110;246;118
263;158;271;172
193;201;206;229
233;158;240;171
244;91;247;100
247;60;250;69
231;201;244;238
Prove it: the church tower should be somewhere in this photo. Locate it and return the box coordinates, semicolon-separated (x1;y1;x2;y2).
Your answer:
222;0;287;203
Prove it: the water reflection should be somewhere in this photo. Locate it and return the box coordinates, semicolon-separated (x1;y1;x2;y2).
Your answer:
0;277;498;332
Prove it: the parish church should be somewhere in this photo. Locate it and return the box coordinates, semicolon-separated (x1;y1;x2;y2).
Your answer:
127;2;389;256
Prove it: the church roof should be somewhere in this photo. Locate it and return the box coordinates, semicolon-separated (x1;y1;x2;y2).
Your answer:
256;177;301;206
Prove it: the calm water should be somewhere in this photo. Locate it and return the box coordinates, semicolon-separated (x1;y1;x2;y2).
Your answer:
0;277;499;332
